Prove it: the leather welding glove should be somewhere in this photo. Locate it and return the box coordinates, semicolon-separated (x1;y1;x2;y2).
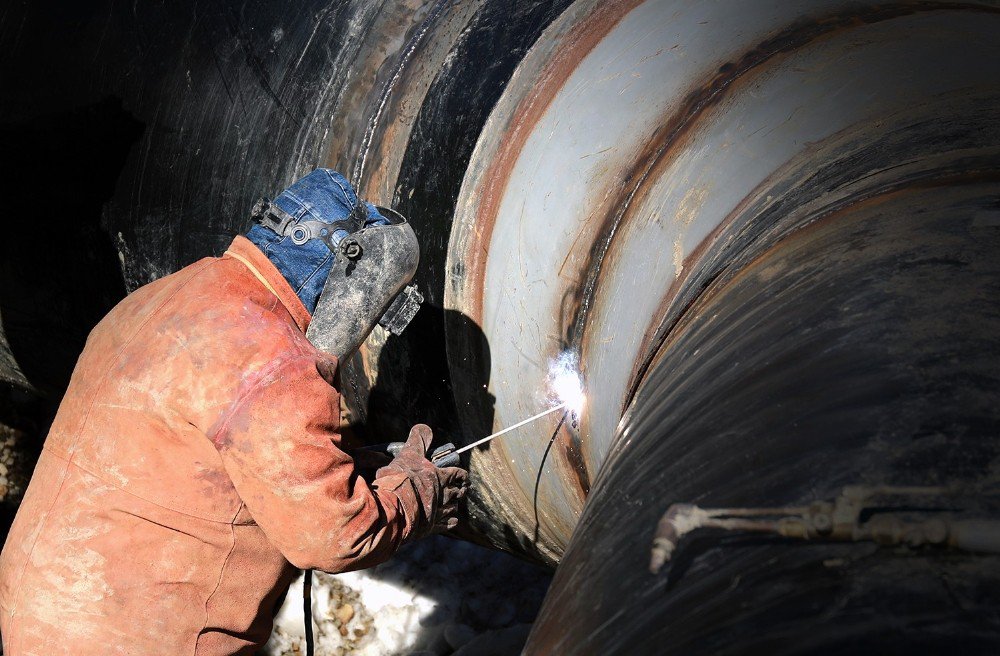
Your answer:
377;424;469;537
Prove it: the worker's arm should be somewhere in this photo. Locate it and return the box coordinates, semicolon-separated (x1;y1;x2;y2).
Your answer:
210;352;429;573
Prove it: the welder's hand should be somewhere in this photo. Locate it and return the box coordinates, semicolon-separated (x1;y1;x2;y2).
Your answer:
377;424;469;537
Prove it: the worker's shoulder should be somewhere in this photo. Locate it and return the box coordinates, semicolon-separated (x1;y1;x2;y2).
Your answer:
170;254;306;338
98;251;309;358
91;255;218;337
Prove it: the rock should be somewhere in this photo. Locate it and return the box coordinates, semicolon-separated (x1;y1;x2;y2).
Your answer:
464;594;517;629
334;603;354;625
417;625;452;656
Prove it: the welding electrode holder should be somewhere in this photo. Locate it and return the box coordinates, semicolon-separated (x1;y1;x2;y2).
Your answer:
361;442;460;469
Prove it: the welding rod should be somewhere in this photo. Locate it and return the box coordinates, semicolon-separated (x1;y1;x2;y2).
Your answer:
364;402;570;468
453;402;568;455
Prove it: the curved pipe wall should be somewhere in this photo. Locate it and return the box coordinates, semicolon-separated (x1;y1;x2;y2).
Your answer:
2;0;999;651
526;176;1000;654
491;1;1000;651
447;0;1000;566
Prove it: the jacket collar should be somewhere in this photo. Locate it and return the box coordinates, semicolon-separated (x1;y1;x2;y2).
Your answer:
224;235;311;333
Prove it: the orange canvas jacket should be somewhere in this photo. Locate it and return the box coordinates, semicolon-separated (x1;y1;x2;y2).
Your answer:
0;236;422;655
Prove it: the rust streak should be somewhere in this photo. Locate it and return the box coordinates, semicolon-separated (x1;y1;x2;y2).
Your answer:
555;423;591;502
568;2;1000;369
462;0;644;324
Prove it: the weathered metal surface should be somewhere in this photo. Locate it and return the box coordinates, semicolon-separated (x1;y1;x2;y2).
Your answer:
446;0;1000;562
525;174;1000;651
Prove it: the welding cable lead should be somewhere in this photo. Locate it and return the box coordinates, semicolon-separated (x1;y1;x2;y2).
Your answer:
649;486;1000;574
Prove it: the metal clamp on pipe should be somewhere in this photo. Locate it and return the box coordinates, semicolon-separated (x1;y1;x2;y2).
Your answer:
650;486;1000;574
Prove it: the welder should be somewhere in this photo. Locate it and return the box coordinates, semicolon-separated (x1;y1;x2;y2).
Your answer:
0;169;468;655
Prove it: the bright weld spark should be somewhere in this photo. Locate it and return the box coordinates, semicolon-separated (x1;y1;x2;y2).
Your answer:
548;350;585;418
452;352;586;455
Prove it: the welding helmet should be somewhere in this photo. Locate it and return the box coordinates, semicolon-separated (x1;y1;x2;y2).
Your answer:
250;169;423;359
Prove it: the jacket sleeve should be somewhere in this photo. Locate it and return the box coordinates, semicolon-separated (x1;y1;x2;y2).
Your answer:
211;353;424;573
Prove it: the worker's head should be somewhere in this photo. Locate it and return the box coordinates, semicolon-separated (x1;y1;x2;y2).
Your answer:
245;169;391;314
246;169;422;359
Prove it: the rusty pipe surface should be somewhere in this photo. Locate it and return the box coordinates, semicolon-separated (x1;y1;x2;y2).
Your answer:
445;0;1000;564
525;179;1000;653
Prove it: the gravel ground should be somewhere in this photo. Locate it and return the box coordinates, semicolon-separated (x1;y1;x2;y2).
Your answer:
0;423;28;509
262;535;552;656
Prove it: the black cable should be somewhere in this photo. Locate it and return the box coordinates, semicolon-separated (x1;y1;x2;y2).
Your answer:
304;568;314;656
532;410;569;543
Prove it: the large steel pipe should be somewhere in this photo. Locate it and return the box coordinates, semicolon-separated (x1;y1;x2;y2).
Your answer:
470;0;1000;651
526;180;1000;652
447;0;1000;566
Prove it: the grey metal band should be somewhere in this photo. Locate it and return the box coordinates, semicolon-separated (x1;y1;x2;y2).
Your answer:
251;197;368;251
250;197;297;235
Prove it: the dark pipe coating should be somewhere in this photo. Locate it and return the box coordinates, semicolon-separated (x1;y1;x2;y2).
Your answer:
527;170;1000;656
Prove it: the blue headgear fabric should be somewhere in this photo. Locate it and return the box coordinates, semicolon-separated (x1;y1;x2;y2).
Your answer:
246;169;389;313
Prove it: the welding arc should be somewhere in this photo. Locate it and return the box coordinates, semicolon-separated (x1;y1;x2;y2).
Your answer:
454;403;568;455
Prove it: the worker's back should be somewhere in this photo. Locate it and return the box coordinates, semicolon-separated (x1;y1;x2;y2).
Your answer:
0;169;455;656
0;238;323;655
